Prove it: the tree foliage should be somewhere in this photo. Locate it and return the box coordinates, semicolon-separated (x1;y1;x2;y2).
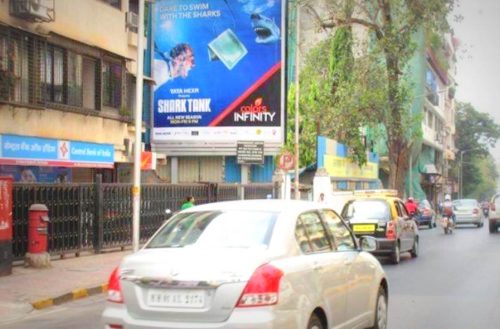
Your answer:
297;0;455;195
453;102;500;197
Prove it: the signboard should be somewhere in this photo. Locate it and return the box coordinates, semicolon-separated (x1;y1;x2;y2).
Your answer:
140;152;156;170
278;151;295;171
237;141;264;165
152;0;285;154
0;134;114;168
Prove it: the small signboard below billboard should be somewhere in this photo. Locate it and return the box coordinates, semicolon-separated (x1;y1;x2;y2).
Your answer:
237;141;264;165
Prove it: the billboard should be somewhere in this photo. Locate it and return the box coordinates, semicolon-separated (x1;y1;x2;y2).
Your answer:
152;0;285;154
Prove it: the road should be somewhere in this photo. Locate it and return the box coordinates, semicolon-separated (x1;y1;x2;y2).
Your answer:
3;223;500;329
386;222;500;329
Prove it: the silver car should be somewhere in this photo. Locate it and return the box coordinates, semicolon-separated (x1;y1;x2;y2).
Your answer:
102;200;388;329
453;199;484;227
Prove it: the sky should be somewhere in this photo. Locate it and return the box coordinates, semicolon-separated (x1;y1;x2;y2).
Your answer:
452;0;500;162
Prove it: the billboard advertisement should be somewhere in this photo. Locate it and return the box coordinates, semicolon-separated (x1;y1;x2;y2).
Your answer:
152;0;285;153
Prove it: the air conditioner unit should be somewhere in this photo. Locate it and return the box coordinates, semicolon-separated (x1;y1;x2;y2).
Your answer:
10;0;55;22
126;11;139;30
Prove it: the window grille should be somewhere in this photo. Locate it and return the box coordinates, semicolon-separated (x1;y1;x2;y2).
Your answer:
102;60;122;108
0;26;125;117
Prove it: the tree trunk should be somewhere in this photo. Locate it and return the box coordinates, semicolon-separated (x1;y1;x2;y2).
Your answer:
384;51;411;197
387;138;410;198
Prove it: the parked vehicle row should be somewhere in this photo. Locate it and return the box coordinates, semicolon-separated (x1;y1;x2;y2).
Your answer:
103;188;495;328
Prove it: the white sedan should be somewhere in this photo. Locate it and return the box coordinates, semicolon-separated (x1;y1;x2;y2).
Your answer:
102;200;388;329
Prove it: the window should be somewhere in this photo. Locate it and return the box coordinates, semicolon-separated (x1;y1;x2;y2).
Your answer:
67;51;83;106
146;210;277;249
322;209;356;251
43;45;64;103
395;201;408;218
342;200;391;222
297;212;331;253
295;218;312;253
102;61;122;108
82;57;97;110
0;31;29;103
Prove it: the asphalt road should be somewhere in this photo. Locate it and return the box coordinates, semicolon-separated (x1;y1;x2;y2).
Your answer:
386;222;500;329
3;223;500;329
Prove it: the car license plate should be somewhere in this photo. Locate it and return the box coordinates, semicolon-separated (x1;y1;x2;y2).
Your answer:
147;289;206;308
353;224;375;233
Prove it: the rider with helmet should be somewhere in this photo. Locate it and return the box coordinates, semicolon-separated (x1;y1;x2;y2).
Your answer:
405;197;418;217
442;194;456;224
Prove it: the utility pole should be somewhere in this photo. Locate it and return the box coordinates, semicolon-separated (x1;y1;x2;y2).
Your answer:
132;0;145;253
294;0;300;200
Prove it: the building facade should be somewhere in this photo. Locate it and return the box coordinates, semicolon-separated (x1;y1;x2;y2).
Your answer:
0;0;151;183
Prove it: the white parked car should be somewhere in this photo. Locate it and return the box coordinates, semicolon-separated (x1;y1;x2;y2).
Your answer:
102;200;388;329
489;193;500;233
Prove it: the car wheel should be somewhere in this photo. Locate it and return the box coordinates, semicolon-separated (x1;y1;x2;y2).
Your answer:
410;238;419;258
307;313;324;329
370;286;388;329
391;243;400;264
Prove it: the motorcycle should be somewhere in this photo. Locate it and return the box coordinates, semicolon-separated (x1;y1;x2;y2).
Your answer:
482;207;489;218
441;216;454;234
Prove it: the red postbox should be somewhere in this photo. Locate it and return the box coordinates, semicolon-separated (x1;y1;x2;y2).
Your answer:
0;177;13;276
28;204;50;254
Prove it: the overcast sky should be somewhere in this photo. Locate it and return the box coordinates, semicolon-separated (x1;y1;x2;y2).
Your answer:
452;0;500;162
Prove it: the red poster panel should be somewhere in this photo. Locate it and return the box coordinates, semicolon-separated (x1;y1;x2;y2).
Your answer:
0;177;13;242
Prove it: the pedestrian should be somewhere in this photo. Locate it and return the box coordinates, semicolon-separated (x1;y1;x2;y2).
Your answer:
181;196;195;210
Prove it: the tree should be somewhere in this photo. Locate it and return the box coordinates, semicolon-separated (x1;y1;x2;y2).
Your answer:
454;102;500;197
302;0;455;196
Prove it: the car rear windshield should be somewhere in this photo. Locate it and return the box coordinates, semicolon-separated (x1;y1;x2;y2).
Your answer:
342;200;391;222
146;210;277;249
453;199;477;209
419;200;431;209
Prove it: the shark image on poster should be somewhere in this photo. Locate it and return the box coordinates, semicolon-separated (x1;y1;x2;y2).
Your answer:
237;0;280;44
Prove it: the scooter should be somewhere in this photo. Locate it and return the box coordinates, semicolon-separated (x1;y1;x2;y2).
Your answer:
441;216;454;234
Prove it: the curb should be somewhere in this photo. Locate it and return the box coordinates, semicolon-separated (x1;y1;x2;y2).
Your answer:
31;283;108;310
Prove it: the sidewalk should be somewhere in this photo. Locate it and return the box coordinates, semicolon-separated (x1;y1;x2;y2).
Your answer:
0;250;131;324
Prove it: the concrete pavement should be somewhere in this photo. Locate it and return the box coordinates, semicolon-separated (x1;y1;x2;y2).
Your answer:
0;250;130;325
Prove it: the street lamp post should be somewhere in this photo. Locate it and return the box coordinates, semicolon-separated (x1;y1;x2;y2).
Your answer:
132;0;145;253
294;0;300;200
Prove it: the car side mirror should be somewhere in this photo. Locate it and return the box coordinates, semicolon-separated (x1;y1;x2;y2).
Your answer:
359;236;378;252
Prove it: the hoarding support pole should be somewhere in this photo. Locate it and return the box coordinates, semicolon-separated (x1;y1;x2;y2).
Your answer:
294;1;300;200
132;0;145;253
171;157;179;184
241;164;249;185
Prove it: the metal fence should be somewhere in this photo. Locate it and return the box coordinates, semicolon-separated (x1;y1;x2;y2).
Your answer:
11;180;277;260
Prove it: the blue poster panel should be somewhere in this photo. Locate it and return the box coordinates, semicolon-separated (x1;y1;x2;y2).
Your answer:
153;0;284;144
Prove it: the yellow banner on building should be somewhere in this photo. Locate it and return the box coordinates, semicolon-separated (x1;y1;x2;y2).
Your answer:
324;155;378;179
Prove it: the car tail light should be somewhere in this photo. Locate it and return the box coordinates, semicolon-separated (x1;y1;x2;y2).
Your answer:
106;325;123;329
492;204;496;212
107;267;123;303
236;264;283;307
473;208;479;215
386;221;397;240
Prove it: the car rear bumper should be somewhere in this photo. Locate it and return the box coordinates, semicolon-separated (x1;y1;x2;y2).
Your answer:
416;216;433;225
455;214;482;225
370;238;398;255
102;303;298;329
